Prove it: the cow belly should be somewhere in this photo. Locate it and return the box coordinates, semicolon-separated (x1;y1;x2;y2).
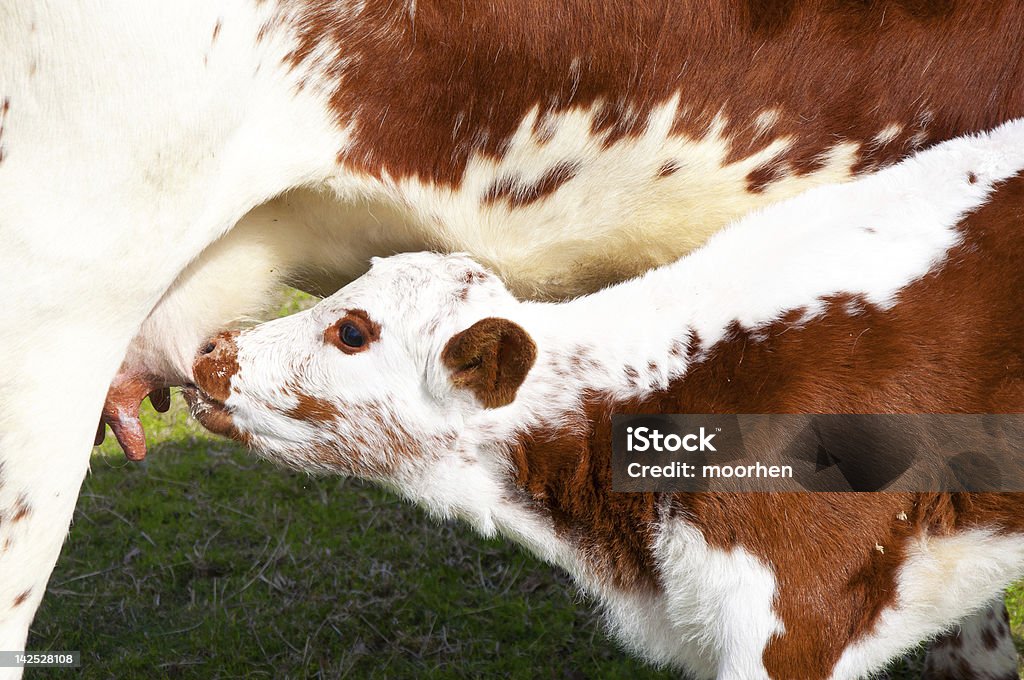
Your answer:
305;113;863;300
377;109;861;299
131;120;861;383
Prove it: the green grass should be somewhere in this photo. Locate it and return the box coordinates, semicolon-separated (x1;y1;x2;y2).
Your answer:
28;290;1024;678
33;403;666;678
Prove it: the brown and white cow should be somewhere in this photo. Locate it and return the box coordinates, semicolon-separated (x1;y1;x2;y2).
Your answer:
188;121;1024;679
2;0;1023;673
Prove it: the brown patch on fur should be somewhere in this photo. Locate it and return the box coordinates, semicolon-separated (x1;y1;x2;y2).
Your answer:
678;176;1024;679
256;20;274;43
212;19;222;43
968;171;978;184
300;400;455;479
280;0;1023;197
746;159;792;193
442;317;537;409
568;354;584;374
746;0;955;37
533;115;558;144
457;268;491;301
464;269;489;285
483;161;581;208
193;331;240;403
506;393;661;592
504;174;1024;676
285;391;342;423
12;590;30;607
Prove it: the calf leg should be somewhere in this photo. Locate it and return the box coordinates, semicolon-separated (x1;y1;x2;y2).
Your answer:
922;598;1019;680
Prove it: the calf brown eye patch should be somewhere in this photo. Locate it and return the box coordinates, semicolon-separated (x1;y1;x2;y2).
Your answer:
326;309;381;355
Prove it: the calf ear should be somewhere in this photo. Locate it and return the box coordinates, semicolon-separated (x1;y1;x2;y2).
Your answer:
441;317;537;408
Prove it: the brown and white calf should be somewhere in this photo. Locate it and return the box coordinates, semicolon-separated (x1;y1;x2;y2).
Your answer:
189;121;1024;679
3;0;1024;669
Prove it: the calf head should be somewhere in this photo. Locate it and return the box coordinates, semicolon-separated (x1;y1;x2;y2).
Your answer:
187;253;537;483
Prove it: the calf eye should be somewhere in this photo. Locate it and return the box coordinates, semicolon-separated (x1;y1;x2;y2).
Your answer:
326;310;381;355
340;322;365;348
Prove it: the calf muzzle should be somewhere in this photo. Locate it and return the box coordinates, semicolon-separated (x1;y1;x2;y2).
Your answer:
192;330;241;403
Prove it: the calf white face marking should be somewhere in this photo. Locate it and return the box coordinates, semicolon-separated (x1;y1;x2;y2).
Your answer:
189;252;522;480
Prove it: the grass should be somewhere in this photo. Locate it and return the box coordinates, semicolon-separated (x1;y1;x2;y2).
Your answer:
34;407;663;678
28;290;1024;679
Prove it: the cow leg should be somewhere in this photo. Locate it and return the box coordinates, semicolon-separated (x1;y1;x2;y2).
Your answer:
922;597;1019;680
0;213;307;675
0;5;351;664
0;281;174;678
0;362;115;671
0;171;270;669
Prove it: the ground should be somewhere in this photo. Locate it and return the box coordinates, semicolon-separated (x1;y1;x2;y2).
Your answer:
29;291;1024;679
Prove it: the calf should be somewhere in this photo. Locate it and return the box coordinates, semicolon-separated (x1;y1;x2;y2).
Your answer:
3;0;1024;670
190;120;1024;680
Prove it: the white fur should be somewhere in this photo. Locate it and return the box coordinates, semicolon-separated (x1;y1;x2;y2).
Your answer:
654;521;783;679
211;121;1024;679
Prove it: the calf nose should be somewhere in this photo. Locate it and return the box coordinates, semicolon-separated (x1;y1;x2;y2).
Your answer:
192;330;240;403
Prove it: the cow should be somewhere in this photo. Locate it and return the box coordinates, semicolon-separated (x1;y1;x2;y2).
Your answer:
1;0;1022;674
189;120;1024;680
